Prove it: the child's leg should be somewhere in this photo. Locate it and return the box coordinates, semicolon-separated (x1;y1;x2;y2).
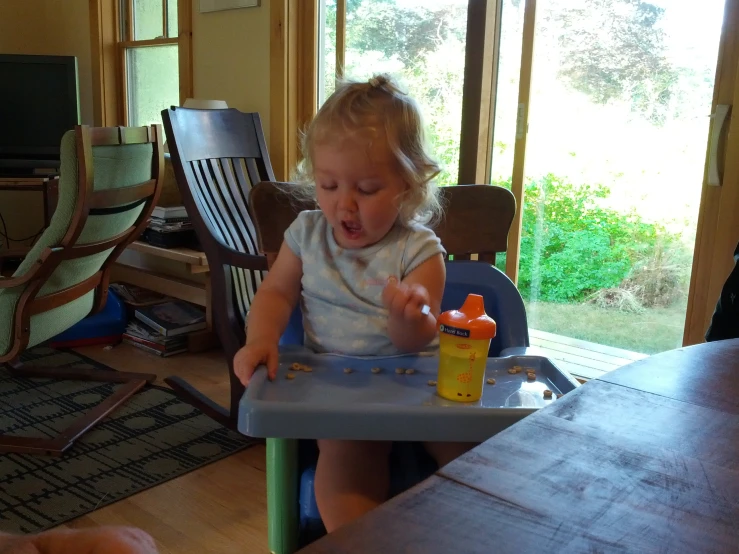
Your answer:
423;441;477;468
315;439;392;532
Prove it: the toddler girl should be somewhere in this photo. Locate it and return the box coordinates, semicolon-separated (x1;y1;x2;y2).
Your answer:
234;74;471;531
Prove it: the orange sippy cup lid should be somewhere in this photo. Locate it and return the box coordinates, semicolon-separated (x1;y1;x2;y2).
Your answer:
438;294;497;340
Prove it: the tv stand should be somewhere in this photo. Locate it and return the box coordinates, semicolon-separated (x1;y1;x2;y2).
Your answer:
0;158;60;178
0;176;59;229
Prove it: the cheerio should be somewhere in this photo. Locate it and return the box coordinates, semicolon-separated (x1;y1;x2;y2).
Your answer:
436;294;496;402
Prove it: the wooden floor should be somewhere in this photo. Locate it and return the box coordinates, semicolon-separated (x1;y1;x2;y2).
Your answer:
60;343;269;554
528;328;649;381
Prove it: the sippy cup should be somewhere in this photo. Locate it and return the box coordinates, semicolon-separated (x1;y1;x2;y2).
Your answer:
436;294;497;402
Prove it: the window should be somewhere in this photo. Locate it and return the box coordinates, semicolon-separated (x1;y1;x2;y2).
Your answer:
318;0;470;186
119;0;184;128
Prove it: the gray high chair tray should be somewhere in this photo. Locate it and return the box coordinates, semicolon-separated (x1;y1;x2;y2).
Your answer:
238;347;580;442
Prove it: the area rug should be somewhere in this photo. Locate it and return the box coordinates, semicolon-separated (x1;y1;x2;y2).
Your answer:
0;347;257;534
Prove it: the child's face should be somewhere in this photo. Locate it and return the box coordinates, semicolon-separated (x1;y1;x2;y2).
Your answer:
313;137;407;249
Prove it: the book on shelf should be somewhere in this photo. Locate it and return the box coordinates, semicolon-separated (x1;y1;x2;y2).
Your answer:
149;215;190;225
122;333;184;352
125;321;187;347
134;300;207;337
124;318;189;357
147;220;194;233
123;336;188;357
141;228;198;249
110;283;169;307
151;205;188;220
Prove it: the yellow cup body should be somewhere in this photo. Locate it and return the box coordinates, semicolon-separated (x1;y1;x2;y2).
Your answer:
436;334;491;402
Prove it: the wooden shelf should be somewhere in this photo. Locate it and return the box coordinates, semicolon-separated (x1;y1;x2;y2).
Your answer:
110;261;218;353
111;263;206;306
127;240;209;273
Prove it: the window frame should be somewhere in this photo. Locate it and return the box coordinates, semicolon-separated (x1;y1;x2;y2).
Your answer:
90;0;193;127
269;0;318;182
270;0;500;185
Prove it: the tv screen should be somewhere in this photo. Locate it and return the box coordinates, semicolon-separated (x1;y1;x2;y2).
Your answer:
0;54;80;162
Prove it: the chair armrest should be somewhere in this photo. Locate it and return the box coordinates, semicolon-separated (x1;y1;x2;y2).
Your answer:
219;246;269;272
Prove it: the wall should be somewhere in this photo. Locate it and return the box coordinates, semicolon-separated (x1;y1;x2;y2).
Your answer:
0;0;93;125
191;0;271;144
0;0;93;252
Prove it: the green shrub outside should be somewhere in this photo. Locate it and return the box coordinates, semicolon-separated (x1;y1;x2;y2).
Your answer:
491;175;691;309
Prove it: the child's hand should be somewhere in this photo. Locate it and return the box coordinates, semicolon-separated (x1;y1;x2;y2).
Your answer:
382;276;431;324
233;341;279;387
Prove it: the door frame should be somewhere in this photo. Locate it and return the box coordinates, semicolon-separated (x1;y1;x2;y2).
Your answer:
684;0;739;346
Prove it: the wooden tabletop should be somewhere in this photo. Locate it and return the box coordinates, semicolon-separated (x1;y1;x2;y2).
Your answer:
300;340;739;553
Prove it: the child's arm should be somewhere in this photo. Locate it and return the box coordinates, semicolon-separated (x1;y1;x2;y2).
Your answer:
233;241;303;385
382;253;445;352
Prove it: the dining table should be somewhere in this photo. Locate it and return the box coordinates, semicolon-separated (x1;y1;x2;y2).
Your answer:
298;339;739;553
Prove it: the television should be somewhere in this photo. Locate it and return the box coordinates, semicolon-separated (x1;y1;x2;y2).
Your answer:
0;54;80;175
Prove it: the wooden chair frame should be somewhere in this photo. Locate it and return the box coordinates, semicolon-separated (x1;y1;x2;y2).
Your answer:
0;124;164;456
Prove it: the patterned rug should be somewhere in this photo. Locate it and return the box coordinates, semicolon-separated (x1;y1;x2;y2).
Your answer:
0;347;257;534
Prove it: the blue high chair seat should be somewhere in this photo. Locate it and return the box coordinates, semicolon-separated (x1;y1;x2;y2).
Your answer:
275;260;529;549
282;261;528;354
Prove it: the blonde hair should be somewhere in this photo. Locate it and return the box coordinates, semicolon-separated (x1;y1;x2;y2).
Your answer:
293;74;442;226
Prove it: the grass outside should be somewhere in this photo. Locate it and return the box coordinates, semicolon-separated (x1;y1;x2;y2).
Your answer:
524;300;688;355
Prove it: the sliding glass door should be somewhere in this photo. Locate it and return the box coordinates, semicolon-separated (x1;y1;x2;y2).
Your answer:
490;0;739;373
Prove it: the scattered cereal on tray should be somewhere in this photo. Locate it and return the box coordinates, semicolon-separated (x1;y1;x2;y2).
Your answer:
343;367;353;374
286;373;295;380
395;367;405;374
527;372;536;380
543;389;553;398
405;368;416;375
290;363;302;371
371;367;382;374
302;366;313;373
507;368;518;374
486;378;496;385
427;380;437;386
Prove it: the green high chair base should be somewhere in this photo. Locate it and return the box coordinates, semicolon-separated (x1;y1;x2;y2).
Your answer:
267;438;299;554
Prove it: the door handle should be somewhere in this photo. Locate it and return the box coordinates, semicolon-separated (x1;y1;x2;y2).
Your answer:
708;104;731;186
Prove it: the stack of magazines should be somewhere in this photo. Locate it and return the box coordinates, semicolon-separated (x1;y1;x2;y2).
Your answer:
143;205;197;249
122;300;207;357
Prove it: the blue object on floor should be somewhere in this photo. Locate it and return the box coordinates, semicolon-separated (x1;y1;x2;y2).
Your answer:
50;289;127;342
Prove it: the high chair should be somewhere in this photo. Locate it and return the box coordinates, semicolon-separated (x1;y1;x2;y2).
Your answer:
248;182;530;554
